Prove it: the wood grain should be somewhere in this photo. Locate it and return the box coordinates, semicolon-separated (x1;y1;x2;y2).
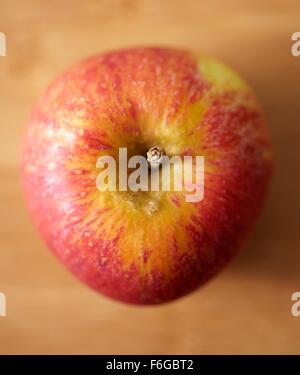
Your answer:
0;0;300;354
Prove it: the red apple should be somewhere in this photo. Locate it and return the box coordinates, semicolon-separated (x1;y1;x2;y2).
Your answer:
21;47;272;304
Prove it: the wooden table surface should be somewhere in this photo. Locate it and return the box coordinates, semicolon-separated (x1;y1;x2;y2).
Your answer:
0;0;300;354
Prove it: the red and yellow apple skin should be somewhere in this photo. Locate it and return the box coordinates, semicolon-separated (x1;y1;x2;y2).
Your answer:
21;47;272;304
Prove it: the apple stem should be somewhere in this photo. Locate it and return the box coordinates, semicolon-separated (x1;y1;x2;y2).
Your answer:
146;146;164;167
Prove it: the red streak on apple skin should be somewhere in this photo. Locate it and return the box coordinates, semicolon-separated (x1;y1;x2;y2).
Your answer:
21;47;272;305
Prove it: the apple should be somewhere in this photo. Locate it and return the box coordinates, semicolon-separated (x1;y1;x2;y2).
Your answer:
21;47;272;304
